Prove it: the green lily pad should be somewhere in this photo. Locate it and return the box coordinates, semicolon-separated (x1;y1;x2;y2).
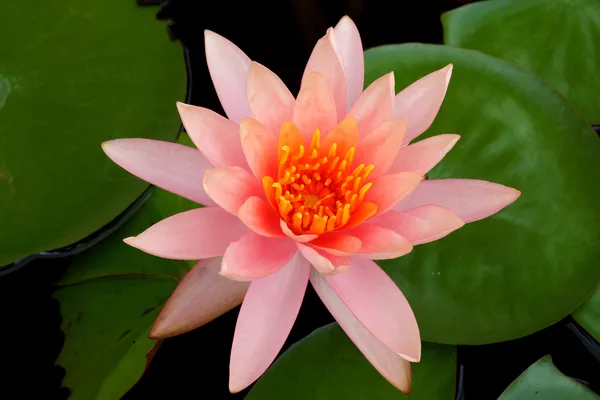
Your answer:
573;285;600;342
0;1;185;266
247;323;457;399
499;356;599;399
442;0;600;125
365;44;600;344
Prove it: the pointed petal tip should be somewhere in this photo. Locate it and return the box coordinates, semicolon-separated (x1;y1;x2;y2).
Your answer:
218;260;250;282
339;15;354;24
122;236;136;246
401;350;421;363
100;140;112;151
442;133;461;154
444;64;453;85
228;379;247;394
148;320;167;340
175;101;190;112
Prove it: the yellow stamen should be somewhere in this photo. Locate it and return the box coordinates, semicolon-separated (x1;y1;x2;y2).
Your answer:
264;122;377;234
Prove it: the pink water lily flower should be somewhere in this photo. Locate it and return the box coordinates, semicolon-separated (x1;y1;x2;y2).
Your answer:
102;16;520;393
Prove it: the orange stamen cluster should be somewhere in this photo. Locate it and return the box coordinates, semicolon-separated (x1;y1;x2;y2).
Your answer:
262;119;375;235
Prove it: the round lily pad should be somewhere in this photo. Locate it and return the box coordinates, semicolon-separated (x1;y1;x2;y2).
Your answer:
499;356;599;400
443;0;600;125
0;1;185;266
247;323;457;399
365;44;600;344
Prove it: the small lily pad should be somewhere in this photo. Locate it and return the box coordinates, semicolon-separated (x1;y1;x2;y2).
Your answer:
498;356;599;399
573;286;600;343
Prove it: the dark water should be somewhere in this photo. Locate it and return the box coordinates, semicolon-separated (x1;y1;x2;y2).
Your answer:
1;0;598;399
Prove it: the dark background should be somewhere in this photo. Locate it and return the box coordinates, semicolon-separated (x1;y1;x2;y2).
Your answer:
1;0;599;399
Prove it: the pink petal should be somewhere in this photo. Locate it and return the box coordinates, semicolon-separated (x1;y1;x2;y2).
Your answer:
347;224;413;260
205;30;252;123
238;196;284;237
240;118;278;179
203;166;263;215
310;268;412;393
396;179;521;223
353;118;406;178
229;253;309;392
370;206;465;245
176;103;249;170
280;220;318;243
247;62;295;134
325;257;420;361
221;232;297;280
365;172;423;216
393;64;453;144
297;243;351;275
150;257;249;339
308;232;362;256
102;138;216;206
292;72;338;142
302;28;346;120
348;72;395;137
333;16;364;109
389;134;459;175
124;207;249;260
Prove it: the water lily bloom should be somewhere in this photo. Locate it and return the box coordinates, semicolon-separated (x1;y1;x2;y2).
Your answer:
102;16;520;393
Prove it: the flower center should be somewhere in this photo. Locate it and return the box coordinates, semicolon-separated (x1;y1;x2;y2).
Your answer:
262;119;375;235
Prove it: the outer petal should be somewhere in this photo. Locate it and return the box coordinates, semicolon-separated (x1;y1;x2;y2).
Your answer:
308;232;362;256
302;28;346;119
325;257;420;361
229;253;309;393
247;62;295;134
124;207;249;260
348;72;395;137
347;224;413;260
310;268;412;393
205;30;252;123
297;243;351;275
333;16;364;109
102;139;216;206
370;206;465;245
396;179;521;223
203;167;263;215
149;257;249;339
240;118;278;179
393;64;453;144
238;196;284;237
365;172;423;216
176;103;248;169
221;232;297;280
292;72;337;142
389;134;460;175
353;119;406;178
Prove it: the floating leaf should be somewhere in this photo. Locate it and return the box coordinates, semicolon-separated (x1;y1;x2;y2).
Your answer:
443;0;600;124
364;44;600;344
0;1;185;266
247;323;456;399
498;355;599;399
573;286;600;343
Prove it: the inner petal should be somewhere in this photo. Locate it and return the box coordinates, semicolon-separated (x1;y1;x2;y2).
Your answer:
262;118;378;235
